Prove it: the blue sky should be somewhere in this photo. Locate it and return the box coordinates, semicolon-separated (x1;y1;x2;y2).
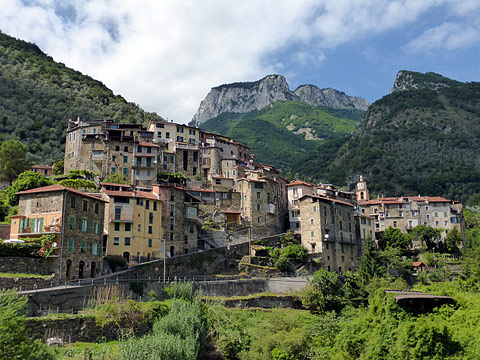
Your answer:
1;0;479;123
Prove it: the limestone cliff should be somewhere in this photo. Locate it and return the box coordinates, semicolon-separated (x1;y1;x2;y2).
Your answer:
192;75;369;126
390;70;459;93
294;85;369;111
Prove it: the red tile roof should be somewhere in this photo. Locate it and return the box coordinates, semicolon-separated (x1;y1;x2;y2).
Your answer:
138;142;160;147
103;189;159;200
100;182;132;187
31;164;53;169
301;194;354;207
286;180;314;187
16;184;108;202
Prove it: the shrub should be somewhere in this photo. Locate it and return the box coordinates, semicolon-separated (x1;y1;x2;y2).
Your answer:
0;242;41;257
164;281;199;301
104;255;128;272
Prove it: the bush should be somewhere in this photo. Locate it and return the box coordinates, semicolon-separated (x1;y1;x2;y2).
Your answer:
104;255;128;272
164;282;199;301
0;242;41;257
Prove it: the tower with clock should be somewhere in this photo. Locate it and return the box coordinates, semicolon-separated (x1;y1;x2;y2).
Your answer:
356;175;369;201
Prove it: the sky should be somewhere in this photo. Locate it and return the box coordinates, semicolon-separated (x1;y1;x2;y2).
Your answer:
0;0;479;123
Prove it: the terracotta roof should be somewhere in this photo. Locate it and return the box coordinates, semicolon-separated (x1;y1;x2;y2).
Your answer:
286;180;314;187
187;189;215;193
360;195;451;205
300;194;354;207
31;164;53;169
16;184;108;202
100;182;132;187
103;189;159;200
413;261;426;267
138;142;160;147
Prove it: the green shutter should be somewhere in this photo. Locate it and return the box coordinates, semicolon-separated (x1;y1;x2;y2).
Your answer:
87;220;91;233
39;218;43;233
19;219;24;233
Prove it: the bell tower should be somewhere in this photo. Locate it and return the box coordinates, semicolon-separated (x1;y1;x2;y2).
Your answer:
356;175;369;201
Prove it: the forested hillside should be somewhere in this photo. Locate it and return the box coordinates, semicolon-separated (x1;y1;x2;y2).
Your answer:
200;101;361;171
0;32;163;164
295;72;480;201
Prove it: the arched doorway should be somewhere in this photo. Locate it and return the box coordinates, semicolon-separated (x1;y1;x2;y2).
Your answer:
137;252;141;263
90;262;96;278
66;259;72;280
170;246;175;257
123;252;130;262
79;260;85;279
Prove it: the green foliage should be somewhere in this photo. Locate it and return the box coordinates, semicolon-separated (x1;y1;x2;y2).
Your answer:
118;298;206;360
103;255;128;272
412;225;442;251
58;178;97;190
103;173;129;184
279;230;298;246
129;282;147;297
0;31;164;164
273;244;308;271
0;242;42;257
301;269;342;313
356;237;385;286
5;171;52;206
445;227;462;254
158;172;189;185
164;282;199;302
0;139;30;184
52;160;64;175
0;290;53;360
200;100;359;173
274;256;292;272
380;226;411;250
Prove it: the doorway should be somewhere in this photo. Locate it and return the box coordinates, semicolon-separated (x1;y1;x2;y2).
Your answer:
79;260;85;279
66;259;72;280
90;261;96;278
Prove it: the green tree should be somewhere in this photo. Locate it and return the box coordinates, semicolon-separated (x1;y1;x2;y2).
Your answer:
445;227;462;254
301;268;341;313
52;160;64;175
279;230;298;246
103;173;129;184
5;171;52;206
357;237;385;286
411;225;442;251
0;290;53;360
0;139;30;184
380;226;411;249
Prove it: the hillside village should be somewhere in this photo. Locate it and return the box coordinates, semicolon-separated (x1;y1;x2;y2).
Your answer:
4;116;465;282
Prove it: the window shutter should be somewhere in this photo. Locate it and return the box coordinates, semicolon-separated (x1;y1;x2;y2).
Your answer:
39;218;43;233
19;219;24;233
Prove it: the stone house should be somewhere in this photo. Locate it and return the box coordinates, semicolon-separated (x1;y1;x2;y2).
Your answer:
299;194;358;273
10;184;106;280
31;164;54;177
286;180;316;233
64;119;160;188
101;183;163;264
152;184;202;256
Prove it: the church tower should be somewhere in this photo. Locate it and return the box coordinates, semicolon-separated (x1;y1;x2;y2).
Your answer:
356;175;369;201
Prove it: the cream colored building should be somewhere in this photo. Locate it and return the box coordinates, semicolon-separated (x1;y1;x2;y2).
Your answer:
299;194;358;273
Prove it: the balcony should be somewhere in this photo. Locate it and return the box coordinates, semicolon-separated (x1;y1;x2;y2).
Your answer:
175;143;198;150
267;203;276;214
19;225;61;235
110;214;134;222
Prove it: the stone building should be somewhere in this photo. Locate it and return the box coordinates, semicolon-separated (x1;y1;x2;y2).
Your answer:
64;119;160;188
30;164;54;177
101;183;163;263
286;180;316;232
10;184;106;280
358;195;465;243
147;121;201;179
299;194;358;273
152;184;202;256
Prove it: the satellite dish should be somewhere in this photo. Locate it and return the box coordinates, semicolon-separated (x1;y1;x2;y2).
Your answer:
52;242;58;248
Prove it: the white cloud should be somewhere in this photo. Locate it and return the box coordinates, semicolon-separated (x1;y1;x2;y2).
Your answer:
0;0;477;122
405;22;480;53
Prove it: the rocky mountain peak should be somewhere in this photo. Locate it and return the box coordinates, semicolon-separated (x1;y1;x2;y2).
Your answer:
192;75;369;126
391;70;458;94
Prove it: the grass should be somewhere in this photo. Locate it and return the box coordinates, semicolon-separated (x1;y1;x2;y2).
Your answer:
51;340;121;360
0;272;52;278
203;291;300;302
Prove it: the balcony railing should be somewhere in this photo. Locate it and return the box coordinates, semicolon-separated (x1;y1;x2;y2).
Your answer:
110;214;134;222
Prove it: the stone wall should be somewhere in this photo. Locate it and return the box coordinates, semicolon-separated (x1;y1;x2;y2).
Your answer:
0;224;10;240
0;275;55;291
0;256;59;275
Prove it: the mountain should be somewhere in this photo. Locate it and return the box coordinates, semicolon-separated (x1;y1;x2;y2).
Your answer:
192;75;368;126
200;101;360;172
294;71;480;202
0;31;164;164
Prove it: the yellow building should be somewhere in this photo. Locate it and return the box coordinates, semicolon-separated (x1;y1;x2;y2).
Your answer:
147;121;200;154
102;183;163;263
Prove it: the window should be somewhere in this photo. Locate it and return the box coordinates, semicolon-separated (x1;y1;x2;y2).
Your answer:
124;146;128;152
111;167;116;174
94;203;99;214
137;146;143;153
256;192;261;199
166;132;170;138
215;179;221;185
310;218;313;225
435;212;438;217
69;217;75;230
147;147;152;154
71;196;76;209
125;223;131;231
68;239;74;251
114;237;119;245
341;256;345;262
341;244;344;253
148;226;153;234
340;221;343;230
82;200;88;211
170;205;175;216
123;167;128;175
115;207;122;220
81;241;86;253
138;224;141;232
257;204;261;211
123;156;128;163
149;212;154;224
91;243;98;255
94;222;101;234
148;239;152;248
81;219;89;232
393;221;397;228
153;202;157;211
112;156;116;162
425;206;429;211
399;211;403;217
311;231;314;237
114;223;120;231
313;206;317;212
124;237;131;246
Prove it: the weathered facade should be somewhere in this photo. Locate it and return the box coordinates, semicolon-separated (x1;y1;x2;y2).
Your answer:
10;184;106;280
299;195;358;273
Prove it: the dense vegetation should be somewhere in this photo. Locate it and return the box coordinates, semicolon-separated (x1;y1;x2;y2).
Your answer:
0;31;163;164
200;100;359;171
294;72;480;202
